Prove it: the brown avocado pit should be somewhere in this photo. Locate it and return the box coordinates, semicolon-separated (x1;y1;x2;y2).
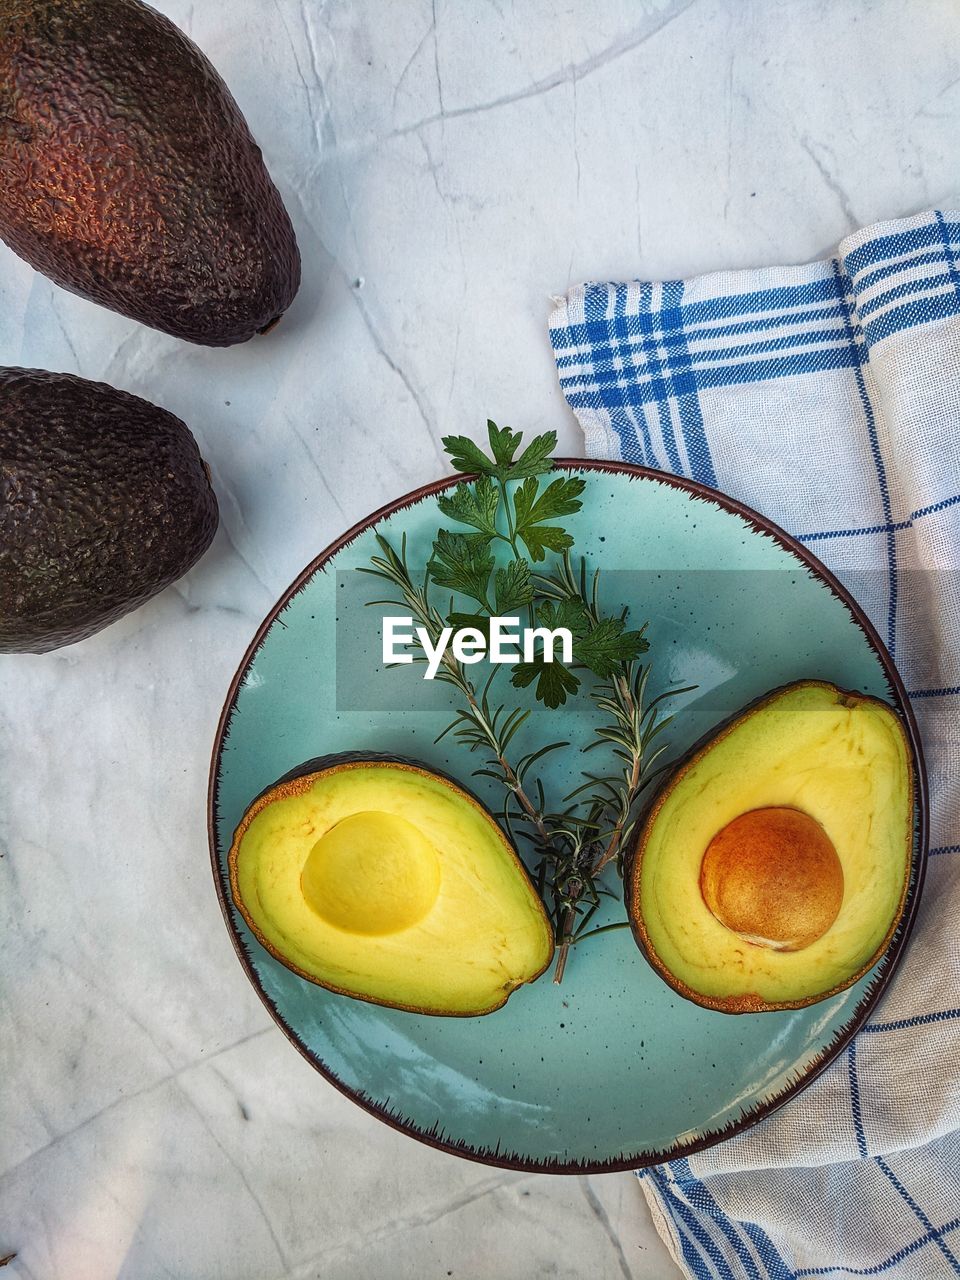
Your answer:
699;806;844;952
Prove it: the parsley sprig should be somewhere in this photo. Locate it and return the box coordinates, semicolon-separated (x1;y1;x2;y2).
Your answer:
361;421;690;981
431;421;647;708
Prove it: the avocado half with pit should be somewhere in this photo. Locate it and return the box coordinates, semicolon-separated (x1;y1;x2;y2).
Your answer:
228;753;554;1016
626;681;914;1013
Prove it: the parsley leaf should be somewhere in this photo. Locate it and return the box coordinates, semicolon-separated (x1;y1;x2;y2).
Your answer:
436;476;499;536
488;421;523;470
428;530;494;607
518;522;575;562
511;656;581;709
507;599;584;707
508;430;559;481
441;433;499;477
441;422;522;479
441;422;559;483
574;617;650;678
514;475;585;528
536;598;590;635
447;611;492;637
512;475;585;561
495;559;534;614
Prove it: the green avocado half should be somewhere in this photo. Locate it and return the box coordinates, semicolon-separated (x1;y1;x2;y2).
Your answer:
228;753;555;1017
626;681;914;1013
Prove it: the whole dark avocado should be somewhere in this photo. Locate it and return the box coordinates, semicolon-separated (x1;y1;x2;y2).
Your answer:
0;0;301;346
0;368;219;652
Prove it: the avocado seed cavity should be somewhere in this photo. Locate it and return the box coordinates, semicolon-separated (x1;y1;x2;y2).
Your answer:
699;806;843;951
301;811;441;935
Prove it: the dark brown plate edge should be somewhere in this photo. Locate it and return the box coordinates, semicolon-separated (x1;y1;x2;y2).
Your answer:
206;459;929;1175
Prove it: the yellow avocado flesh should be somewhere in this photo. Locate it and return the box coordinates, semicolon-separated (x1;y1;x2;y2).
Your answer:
634;682;913;1011
301;811;442;935
230;762;554;1015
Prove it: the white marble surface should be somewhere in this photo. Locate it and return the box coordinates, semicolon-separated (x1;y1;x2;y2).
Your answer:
2;1;959;1276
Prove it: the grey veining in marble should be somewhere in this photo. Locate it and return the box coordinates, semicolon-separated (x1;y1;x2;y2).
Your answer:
2;1;959;1276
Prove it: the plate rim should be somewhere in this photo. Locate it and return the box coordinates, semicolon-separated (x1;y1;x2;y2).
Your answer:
207;460;929;1174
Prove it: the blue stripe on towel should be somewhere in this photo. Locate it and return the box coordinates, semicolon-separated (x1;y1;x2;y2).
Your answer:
549;211;960;1279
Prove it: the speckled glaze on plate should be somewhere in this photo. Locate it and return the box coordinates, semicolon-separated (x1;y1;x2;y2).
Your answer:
208;462;927;1173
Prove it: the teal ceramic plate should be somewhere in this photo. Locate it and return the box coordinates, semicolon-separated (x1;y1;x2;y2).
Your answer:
208;462;927;1172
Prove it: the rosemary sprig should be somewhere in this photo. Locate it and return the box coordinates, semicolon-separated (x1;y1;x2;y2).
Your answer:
359;535;564;853
549;656;693;979
360;422;693;982
528;550;688;976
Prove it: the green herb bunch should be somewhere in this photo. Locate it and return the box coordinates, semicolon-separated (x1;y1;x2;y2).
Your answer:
361;422;688;981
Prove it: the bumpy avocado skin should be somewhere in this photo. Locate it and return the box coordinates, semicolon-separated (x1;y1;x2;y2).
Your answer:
0;368;219;652
0;0;300;346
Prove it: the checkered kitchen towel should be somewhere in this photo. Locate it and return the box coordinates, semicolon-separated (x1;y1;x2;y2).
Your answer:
549;210;960;1280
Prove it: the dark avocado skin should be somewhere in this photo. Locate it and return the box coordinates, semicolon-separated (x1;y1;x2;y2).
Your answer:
273;752;416;789
0;368;219;652
267;752;496;814
0;0;301;346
